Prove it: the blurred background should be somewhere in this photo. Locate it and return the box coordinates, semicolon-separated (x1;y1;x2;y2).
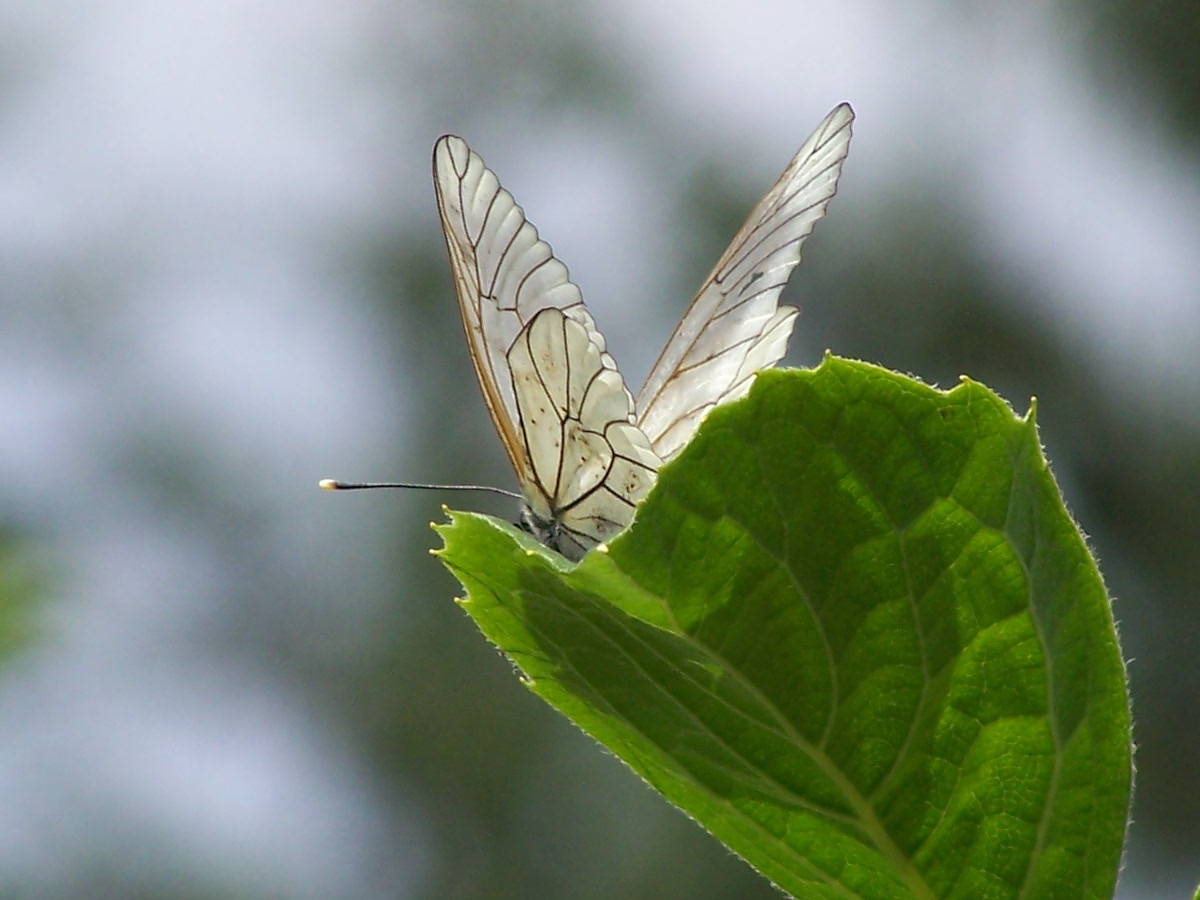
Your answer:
1;0;1196;896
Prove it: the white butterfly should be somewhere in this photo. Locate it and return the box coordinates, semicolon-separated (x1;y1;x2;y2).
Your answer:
433;104;854;560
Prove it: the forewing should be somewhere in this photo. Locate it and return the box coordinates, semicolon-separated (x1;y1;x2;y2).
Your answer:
433;135;615;479
636;103;854;460
507;308;661;559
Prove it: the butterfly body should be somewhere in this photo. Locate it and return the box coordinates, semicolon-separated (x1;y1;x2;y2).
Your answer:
434;105;853;559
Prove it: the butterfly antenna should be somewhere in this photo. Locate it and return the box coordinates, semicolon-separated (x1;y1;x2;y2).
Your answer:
319;479;522;500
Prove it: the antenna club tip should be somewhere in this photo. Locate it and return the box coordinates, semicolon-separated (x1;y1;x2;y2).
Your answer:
318;479;340;491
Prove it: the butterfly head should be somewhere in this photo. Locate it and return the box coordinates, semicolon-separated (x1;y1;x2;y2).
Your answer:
519;505;591;562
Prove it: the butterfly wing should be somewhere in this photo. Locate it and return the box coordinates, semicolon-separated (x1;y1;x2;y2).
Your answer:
507;307;660;560
434;116;851;557
636;103;855;460
433;135;616;483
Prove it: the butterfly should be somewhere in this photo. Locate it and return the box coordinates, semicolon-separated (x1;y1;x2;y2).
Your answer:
430;104;853;561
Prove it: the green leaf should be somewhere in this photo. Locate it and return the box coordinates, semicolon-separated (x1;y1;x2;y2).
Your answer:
435;356;1131;899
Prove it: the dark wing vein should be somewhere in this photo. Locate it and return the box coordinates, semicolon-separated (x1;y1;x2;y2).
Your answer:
710;281;789;323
